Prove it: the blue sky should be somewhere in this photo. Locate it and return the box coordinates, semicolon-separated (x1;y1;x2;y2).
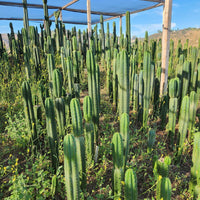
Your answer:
0;0;199;38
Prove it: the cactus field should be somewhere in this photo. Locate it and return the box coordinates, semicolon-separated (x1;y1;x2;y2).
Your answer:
1;2;200;199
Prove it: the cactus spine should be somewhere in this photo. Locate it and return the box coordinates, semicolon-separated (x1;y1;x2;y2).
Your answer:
64;134;80;200
45;98;58;173
124;169;137;200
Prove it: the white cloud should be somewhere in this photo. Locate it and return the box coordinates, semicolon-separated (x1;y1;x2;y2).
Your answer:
131;22;176;37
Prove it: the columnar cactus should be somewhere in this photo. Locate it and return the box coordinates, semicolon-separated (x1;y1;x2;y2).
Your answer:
138;70;144;122
64;134;80;200
22;0;29;32
22;81;38;147
106;49;111;96
42;0;51;37
86;50;100;142
83;96;93;123
100;15;105;57
84;122;94;166
113;49;118;108
124;169;137;200
55;97;66;136
177;96;190;161
133;74;139;114
188;91;199;141
147;129;156;153
66;56;74;94
126;11;131;53
189;132;200;195
52;69;62;98
168;78;180;148
118;49;129;116
156;177;172;200
45;98;58;173
70;98;83;137
120;113;129;170
181;60;190;100
113;168;123;200
47;53;55;81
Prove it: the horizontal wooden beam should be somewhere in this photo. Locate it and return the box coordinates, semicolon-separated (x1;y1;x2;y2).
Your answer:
92;2;164;24
0;1;119;16
49;0;79;19
0;17;87;25
142;0;164;3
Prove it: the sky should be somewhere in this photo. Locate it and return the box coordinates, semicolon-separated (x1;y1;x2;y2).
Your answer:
0;0;199;38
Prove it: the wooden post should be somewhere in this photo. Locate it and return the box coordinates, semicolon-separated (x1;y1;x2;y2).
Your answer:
87;0;91;45
120;16;122;36
160;0;173;96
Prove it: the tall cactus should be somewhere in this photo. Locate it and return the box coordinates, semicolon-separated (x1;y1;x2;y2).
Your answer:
189;132;200;195
64;134;80;200
120;113;129;170
45;98;58;173
168;78;180;149
113;168;123;200
83;96;93;123
177;96;190;161
126;11;131;53
70;98;83;137
66;56;74;94
22;81;38;147
188;91;199;141
86;50;100;143
55;97;66;136
124;169;137;200
143;51;152;126
118;49;129;116
181;60;190;100
113;49;118;108
22;0;29;32
47;53;55;81
100;15;105;58
42;0;51;37
52;69;62;98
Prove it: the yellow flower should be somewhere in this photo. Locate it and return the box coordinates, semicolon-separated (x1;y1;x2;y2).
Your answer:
158;175;162;181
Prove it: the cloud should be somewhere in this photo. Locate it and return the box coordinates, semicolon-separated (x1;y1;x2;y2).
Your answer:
131;22;176;37
173;3;179;7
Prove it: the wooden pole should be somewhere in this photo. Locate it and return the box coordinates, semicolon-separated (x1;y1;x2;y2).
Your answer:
160;0;172;96
87;0;92;45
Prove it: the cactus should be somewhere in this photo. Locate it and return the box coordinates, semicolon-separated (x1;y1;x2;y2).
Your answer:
66;56;74;94
197;64;200;97
106;49;111;96
23;45;31;79
45;98;58;173
113;49;118;108
126;11;131;53
100;15;105;57
124;169;137;200
83;96;93;122
47;53;55;81
147;129;156;153
54;10;60;53
118;50;129;116
181;61;190;100
84;122;94;166
22;0;29;32
64;134;80;200
133;74;139;114
189;132;200;195
55;97;66;136
143;51;151;126
113;168;123;200
138;70;144;122
156;177;172;200
177;96;190;161
52;69;62;98
70;98;83;137
86;50;100;143
156;156;171;178
42;0;51;37
75;136;86;191
168;78;180;148
190;47;198;91
22;81;38;147
112;132;123;169
120;113;129;170
188;91;199;141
